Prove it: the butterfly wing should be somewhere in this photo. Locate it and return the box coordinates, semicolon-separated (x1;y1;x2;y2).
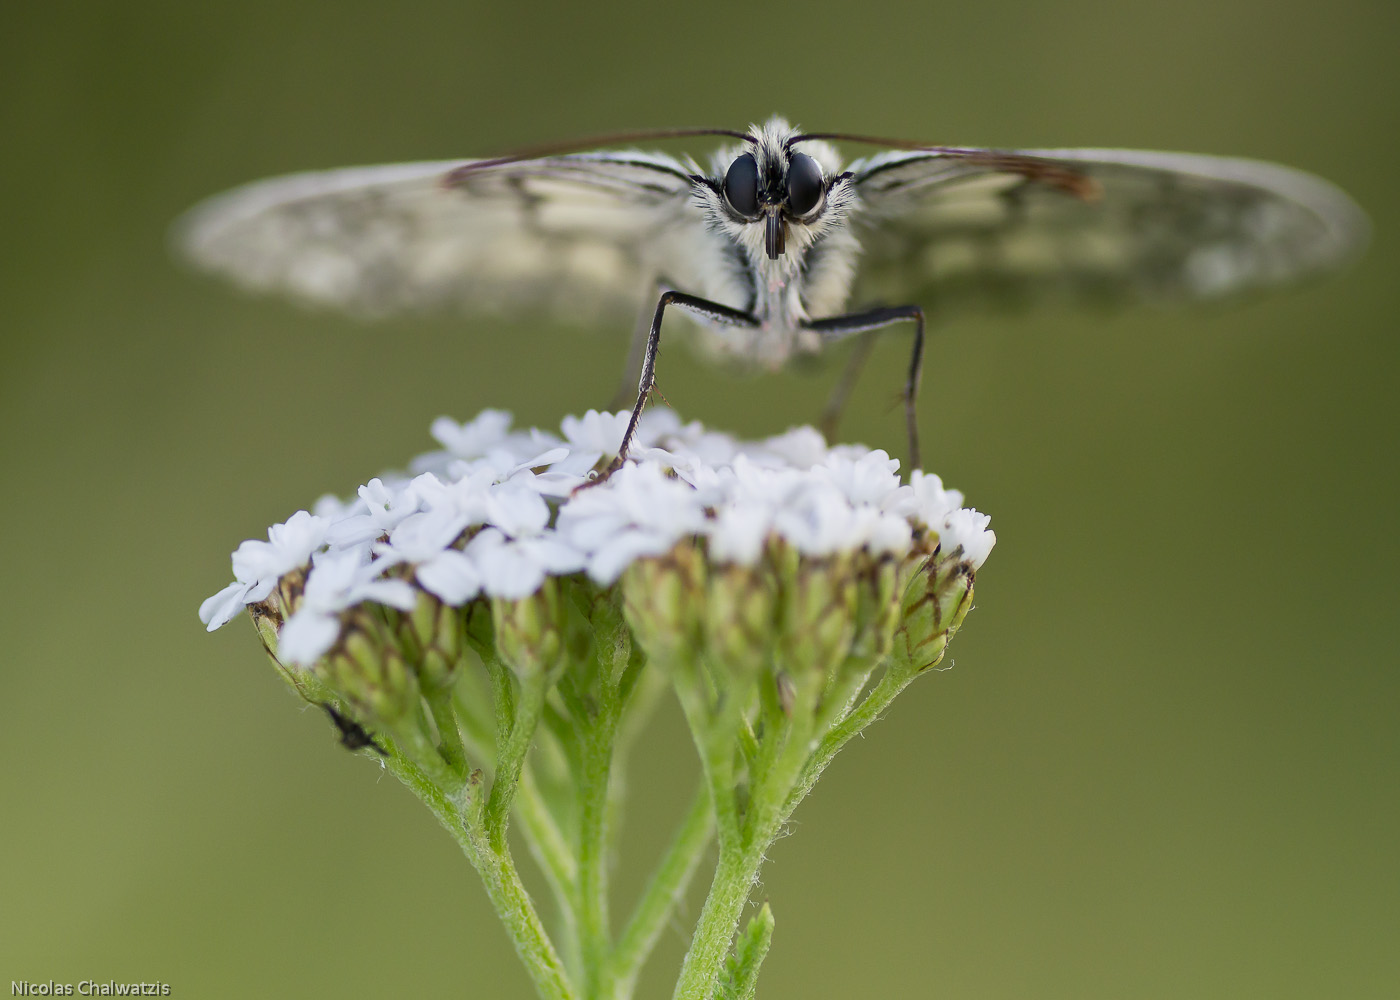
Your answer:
175;152;701;319
847;147;1368;313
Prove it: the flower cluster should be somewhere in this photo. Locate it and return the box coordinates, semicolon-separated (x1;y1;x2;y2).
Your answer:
201;409;994;670
201;410;994;669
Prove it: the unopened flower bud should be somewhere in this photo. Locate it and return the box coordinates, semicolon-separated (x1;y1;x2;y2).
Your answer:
895;553;976;672
622;543;705;666
778;549;858;682
493;578;567;679
399;590;464;690
701;561;778;679
321;614;420;724
276;567;307;618
849;557;903;662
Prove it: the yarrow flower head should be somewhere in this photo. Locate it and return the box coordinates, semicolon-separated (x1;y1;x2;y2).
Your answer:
200;409;996;1000
202;409;993;675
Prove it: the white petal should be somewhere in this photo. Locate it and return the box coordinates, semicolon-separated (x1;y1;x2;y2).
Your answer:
562;410;630;454
278;611;341;666
463;529;546;598
354;577;419;611
199;581;253;631
587;532;675;585
707;504;772;565
430;409;514;458
416;550;483;605
522;536;587;574
940;508;996;569
869;513;914;556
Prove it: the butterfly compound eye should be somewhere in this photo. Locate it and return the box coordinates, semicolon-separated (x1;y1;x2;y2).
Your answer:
724;153;760;218
786;153;823;216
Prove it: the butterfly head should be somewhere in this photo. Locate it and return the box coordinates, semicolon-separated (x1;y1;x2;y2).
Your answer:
700;117;857;263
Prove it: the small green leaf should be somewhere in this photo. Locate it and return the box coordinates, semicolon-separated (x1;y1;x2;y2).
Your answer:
720;903;775;1000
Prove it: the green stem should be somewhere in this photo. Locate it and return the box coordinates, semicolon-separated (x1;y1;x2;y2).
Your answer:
452;668;498;765
742;677;817;851
460;678;581;980
576;700;620;998
424;684;468;775
388;715;464;794
518;763;584;984
611;781;715;996
384;749;577;1000
673;661;741;853
670;659;901;1000
607;666;666;859
518;765;579;894
742;671;787;833
669;841;765;1000
486;653;517;747
783;663;917;822
816;658;880;737
486;671;548;849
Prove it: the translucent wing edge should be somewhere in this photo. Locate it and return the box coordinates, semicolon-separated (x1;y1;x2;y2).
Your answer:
849;146;1370;273
1022;148;1372;268
172;160;472;270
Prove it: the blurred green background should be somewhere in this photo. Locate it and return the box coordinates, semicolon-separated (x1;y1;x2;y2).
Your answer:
3;0;1396;997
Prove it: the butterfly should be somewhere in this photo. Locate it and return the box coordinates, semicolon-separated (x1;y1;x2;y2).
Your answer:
176;116;1367;469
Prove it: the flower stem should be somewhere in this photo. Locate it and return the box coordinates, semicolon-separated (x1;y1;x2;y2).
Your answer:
672;659;742;853
576;700;620;999
611;781;715;996
486;671;548;849
424;684;467;775
385;749;577;1000
669;840;765;1000
517;764;583;977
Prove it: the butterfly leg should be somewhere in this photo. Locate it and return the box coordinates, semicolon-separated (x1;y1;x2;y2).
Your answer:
610;279;672;411
805;305;926;470
610;290;759;471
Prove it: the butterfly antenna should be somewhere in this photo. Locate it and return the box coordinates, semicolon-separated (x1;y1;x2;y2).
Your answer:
444;127;753;186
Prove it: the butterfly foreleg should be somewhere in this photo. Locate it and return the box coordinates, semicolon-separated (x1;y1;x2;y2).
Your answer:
612;290;759;469
804;305;927;471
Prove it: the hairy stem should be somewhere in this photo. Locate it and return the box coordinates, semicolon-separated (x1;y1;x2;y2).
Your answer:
669;841;765;1000
385;747;576;1000
611;781;715;996
486;672;548;850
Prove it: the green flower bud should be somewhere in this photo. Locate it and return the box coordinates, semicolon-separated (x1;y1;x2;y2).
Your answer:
248;596;284;657
702;560;779;679
398;589;465;691
622;543;705;668
849;556;904;663
493;578;567;680
320;613;420;724
275;567;307;618
777;549;858;683
570;578;632;688
895;553;975;672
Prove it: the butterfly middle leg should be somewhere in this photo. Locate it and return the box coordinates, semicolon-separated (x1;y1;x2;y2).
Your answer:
610;290;759;470
818;332;880;441
804;305;926;470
